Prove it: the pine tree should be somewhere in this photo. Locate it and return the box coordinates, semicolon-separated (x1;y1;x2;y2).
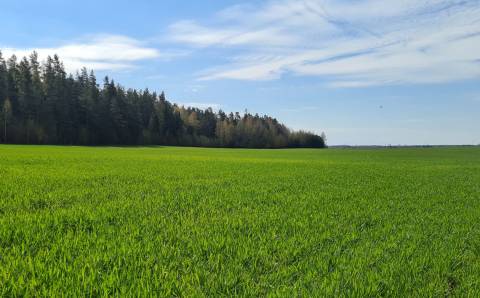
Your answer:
0;51;7;111
40;56;59;143
30;52;43;121
2;98;12;143
159;91;166;102
6;55;19;119
18;57;35;142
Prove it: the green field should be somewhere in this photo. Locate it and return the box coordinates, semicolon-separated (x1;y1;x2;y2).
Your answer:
0;145;479;296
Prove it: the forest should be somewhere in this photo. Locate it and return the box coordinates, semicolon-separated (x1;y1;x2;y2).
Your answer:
0;51;325;148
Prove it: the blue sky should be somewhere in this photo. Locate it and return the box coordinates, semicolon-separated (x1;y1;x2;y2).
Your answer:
1;0;479;145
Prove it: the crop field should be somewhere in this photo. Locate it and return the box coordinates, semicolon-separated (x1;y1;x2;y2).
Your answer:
0;145;479;296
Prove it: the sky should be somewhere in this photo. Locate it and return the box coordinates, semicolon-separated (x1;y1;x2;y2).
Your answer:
1;0;479;145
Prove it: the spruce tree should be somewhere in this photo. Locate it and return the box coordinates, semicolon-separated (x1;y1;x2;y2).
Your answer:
0;51;7;110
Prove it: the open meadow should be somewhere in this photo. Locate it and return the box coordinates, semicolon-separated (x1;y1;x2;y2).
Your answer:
0;145;479;296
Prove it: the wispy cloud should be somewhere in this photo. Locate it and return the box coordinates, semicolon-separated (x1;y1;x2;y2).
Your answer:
2;34;161;73
177;102;222;110
168;0;480;87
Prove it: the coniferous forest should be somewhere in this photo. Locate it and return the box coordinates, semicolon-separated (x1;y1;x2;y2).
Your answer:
0;51;325;148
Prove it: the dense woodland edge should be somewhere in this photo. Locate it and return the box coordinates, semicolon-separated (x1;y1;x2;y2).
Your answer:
0;51;326;148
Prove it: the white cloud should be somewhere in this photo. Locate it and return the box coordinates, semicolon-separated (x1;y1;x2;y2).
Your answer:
2;34;161;73
178;102;222;110
169;20;298;48
168;0;480;87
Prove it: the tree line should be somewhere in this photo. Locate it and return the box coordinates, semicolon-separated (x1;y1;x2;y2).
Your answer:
0;51;326;148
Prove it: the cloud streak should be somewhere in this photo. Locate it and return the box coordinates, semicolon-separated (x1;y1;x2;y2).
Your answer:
168;0;480;87
177;102;222;110
2;34;161;73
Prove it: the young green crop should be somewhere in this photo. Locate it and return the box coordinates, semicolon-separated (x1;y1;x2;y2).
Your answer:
0;145;479;296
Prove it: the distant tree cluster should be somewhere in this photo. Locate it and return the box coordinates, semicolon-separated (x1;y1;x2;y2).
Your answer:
0;51;326;148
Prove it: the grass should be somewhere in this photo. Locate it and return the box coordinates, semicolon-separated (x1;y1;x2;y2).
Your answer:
0;145;479;296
